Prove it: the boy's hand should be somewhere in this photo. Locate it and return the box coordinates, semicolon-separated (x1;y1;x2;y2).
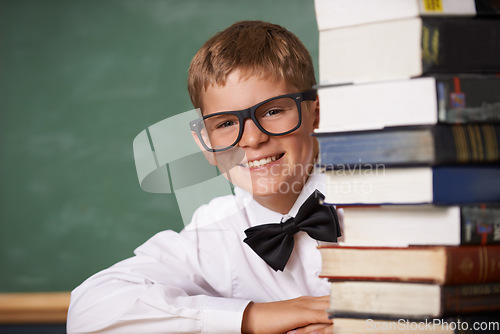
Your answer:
287;323;334;334
241;295;332;334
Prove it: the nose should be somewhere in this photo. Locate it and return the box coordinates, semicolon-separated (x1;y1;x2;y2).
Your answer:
238;118;269;148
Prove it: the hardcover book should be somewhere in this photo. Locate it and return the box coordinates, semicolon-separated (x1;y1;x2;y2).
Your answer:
316;124;500;167
322;165;500;205
316;75;500;132
328;281;500;319
337;204;500;247
328;315;500;334
319;17;500;85
318;244;500;284
315;0;500;30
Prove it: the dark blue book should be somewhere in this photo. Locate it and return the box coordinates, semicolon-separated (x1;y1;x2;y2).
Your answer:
323;165;500;205
316;124;500;168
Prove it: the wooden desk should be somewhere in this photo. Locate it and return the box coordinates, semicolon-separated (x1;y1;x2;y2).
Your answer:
0;292;70;324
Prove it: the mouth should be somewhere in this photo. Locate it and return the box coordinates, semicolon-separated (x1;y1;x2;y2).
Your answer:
239;153;285;168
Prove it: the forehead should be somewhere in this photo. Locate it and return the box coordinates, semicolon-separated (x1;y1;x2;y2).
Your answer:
200;71;298;115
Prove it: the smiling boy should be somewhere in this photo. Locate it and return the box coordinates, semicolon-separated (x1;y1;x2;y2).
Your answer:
191;69;320;214
67;21;341;334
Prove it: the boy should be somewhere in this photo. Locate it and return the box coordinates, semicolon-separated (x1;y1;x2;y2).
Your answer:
67;20;341;334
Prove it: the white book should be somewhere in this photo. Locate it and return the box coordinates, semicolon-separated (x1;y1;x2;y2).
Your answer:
322;165;500;205
339;205;461;247
318;17;500;85
316;74;500;133
319;17;425;85
330;281;444;318
315;0;478;31
316;77;438;132
320;17;423;84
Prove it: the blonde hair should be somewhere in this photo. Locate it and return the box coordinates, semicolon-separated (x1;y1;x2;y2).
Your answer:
188;20;316;109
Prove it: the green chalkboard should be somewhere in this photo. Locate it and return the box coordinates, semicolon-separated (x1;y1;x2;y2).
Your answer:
0;0;319;292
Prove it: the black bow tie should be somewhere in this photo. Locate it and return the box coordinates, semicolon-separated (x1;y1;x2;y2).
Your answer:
243;190;341;271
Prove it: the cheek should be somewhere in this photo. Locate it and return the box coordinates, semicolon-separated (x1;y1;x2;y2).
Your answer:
213;148;246;173
284;134;315;162
299;130;317;161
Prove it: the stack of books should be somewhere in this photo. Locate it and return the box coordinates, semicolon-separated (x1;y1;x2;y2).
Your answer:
314;0;500;332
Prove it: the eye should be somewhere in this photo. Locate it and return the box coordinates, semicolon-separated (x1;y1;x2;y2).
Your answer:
264;108;285;117
216;120;237;129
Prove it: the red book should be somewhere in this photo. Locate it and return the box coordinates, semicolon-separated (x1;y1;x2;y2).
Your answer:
318;244;500;285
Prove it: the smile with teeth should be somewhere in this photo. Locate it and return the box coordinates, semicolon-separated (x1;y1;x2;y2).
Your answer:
242;154;284;168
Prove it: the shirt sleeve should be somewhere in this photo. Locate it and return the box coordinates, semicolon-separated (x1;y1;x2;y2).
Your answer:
66;229;251;334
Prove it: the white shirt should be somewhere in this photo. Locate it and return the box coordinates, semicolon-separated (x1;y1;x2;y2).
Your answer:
67;172;337;333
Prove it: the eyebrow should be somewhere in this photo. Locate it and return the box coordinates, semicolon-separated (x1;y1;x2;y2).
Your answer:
203;91;297;116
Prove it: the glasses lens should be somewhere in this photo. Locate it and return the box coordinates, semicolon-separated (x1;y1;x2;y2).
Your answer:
255;97;299;135
196;96;301;151
200;113;240;150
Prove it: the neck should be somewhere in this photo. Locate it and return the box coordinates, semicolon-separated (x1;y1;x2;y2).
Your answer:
253;189;302;215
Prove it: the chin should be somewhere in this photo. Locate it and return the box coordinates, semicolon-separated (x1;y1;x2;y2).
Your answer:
254;176;306;198
247;183;279;198
224;171;276;197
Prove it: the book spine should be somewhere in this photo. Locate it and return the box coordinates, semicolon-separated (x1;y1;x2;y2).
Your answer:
441;283;500;315
432;166;500;205
461;205;500;245
475;0;500;15
325;311;434;321
421;18;441;73
420;0;488;16
434;124;500;164
436;75;500;124
316;124;500;167
445;245;500;284
326;312;500;332
421;18;500;74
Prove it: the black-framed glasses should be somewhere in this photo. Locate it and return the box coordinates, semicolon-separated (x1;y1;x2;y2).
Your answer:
190;90;317;152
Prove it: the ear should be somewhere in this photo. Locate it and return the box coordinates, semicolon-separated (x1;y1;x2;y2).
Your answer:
312;95;320;130
191;131;217;166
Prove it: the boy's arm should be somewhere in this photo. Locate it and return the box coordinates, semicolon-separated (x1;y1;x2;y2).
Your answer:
241;296;333;334
66;230;251;333
67;229;333;334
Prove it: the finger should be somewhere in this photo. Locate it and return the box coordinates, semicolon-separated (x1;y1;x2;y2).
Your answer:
287;323;332;334
298;304;331;322
324;324;334;334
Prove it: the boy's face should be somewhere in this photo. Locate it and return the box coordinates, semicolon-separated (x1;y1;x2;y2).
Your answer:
195;70;319;208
